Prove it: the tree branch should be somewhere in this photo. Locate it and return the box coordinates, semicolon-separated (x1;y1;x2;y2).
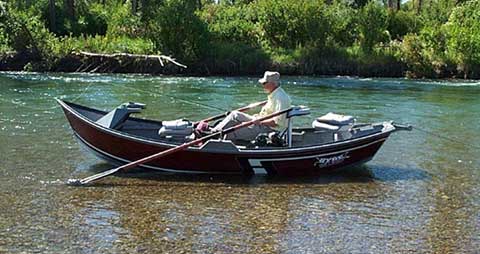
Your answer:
77;51;187;69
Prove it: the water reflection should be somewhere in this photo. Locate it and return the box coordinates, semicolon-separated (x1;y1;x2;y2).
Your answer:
61;162;436;253
65;171;392;253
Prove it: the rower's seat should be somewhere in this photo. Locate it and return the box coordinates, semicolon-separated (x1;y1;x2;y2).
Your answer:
158;119;194;140
312;112;355;141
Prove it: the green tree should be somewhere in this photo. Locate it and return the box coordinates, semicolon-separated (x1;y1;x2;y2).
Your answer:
146;0;209;62
387;10;420;40
48;0;56;32
64;0;75;22
0;1;11;52
0;3;59;65
358;1;388;52
445;0;480;78
257;0;329;49
199;3;258;45
400;24;450;78
324;0;357;47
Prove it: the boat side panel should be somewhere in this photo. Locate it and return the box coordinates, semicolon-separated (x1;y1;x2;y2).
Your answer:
238;138;387;176
62;107;243;173
273;139;385;175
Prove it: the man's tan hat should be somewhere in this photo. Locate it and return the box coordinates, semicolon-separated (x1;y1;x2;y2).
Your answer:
258;71;280;85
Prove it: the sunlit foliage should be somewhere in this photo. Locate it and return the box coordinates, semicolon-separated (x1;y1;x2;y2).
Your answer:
0;0;479;77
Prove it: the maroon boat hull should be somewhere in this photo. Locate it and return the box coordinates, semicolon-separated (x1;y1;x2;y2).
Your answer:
59;100;394;175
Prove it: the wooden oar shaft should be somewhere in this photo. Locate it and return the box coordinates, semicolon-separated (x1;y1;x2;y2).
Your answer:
70;106;292;185
78;137;206;184
196;100;267;124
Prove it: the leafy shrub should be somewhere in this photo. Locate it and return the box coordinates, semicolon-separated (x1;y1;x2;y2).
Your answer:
39;1;107;36
105;2;143;37
57;35;155;55
256;0;329;49
146;0;209;63
199;3;259;46
399;25;452;78
420;0;456;25
206;41;269;74
324;1;358;47
387;10;421;40
358;1;389;52
0;1;12;53
269;47;304;66
76;3;108;36
445;0;480;78
0;29;11;53
1;6;58;58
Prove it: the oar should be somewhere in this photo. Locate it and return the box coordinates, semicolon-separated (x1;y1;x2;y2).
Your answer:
195;100;267;125
67;106;292;186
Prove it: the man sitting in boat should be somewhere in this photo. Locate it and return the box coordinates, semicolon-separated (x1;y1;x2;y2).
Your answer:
211;71;292;141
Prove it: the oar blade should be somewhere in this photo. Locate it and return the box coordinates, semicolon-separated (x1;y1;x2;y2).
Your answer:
66;167;121;186
66;178;84;186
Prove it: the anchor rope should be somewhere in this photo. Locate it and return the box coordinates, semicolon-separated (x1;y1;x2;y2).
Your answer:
63;82;97;104
412;126;480;150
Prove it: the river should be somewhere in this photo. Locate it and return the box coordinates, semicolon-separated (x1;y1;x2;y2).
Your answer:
0;72;479;253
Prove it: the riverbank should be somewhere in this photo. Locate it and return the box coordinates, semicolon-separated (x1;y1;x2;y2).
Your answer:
0;51;451;78
2;51;471;79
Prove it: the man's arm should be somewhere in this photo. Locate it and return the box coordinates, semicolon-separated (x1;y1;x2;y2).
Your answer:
259;119;278;127
252;117;277;127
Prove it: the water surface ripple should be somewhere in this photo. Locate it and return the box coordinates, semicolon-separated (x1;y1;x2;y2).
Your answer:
0;72;479;253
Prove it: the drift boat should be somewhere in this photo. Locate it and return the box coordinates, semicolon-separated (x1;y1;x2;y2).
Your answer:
57;99;411;176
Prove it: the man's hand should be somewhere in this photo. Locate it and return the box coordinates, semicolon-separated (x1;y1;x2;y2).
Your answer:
258;119;277;128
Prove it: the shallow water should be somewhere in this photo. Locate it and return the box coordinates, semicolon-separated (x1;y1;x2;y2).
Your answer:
0;72;479;253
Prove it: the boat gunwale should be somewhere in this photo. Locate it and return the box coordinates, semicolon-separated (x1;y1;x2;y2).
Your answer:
57;99;395;155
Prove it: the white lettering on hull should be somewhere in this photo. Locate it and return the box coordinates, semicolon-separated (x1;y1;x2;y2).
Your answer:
246;138;386;174
314;152;350;168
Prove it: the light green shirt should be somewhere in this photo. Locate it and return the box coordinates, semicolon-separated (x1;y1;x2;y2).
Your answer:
258;87;291;130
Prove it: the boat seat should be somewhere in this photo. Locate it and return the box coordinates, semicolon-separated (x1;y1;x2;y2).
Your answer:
312;121;352;131
312;112;355;141
158;119;194;138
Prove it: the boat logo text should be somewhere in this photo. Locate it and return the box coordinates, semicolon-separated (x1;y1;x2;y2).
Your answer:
314;152;350;168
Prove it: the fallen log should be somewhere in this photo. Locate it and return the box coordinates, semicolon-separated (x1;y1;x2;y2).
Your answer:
76;51;188;69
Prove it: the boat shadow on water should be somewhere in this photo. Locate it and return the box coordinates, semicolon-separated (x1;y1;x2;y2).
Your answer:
78;162;431;187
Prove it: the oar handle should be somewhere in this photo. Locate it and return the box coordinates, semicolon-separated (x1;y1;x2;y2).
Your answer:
195;100;267;124
68;106;292;186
